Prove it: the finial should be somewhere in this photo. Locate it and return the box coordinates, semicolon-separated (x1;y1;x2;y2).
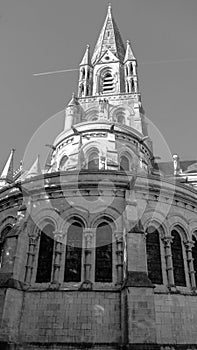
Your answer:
127;40;130;45
108;3;112;13
86;44;90;49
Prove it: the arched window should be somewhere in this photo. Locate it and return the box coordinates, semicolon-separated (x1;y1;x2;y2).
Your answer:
95;222;112;282
81;68;85;80
88;150;99;170
87;69;90;80
146;226;163;284
59;155;68;170
64;222;83;282
36;224;54;283
120;155;130;171
130;63;133;75
79;83;84;97
171;229;186;286
100;69;114;94
131;79;135;92
0;225;13;269
86;85;89;96
192;235;197;285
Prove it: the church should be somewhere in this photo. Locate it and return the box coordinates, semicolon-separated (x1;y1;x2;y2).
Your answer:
1;4;197;350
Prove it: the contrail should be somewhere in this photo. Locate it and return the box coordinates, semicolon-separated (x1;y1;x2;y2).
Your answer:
139;58;196;65
33;68;79;76
33;58;196;76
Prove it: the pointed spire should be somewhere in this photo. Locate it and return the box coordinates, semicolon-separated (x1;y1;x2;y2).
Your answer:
91;4;125;65
67;92;78;107
0;149;15;184
124;40;136;63
80;44;91;66
26;155;42;179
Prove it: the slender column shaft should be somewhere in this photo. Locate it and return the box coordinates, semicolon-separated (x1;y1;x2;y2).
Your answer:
185;240;196;289
162;236;175;287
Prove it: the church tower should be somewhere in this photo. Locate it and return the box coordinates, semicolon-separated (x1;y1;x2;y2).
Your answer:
2;4;197;350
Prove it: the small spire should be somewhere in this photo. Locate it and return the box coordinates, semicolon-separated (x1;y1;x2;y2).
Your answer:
108;3;112;15
26;155;42;179
0;148;15;184
124;40;136;63
67;92;78;107
80;44;91;66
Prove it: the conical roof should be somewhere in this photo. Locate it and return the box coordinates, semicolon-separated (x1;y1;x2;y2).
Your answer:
25;155;42;179
91;4;125;65
80;44;91;66
124;40;136;63
0;149;15;184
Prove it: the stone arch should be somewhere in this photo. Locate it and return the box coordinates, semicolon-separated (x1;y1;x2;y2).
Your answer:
85;108;99;121
91;214;117;232
142;209;169;235
32;208;61;235
168;215;189;242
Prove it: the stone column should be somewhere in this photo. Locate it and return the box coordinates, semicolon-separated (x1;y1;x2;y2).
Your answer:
114;231;123;284
25;235;37;284
52;231;63;284
162;236;175;287
184;240;196;289
83;229;94;281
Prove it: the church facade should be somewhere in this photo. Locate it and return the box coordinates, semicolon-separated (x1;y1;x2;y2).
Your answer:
0;4;197;350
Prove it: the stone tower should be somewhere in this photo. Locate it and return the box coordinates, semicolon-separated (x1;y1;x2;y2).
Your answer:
1;4;197;350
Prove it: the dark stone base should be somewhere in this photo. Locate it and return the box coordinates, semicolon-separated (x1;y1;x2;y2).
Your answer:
1;343;197;350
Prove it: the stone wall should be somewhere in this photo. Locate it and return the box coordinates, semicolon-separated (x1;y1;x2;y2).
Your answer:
19;290;121;345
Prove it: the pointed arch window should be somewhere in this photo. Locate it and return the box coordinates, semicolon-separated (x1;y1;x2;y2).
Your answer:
192;235;197;285
64;222;83;282
171;229;186;286
146;226;163;284
130;63;133;75
100;69;114;94
95;222;112;282
120;155;130;171
36;224;54;283
81;68;85;80
88;150;99;170
0;225;13;269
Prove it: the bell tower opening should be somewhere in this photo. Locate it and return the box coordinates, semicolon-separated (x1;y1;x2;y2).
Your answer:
99;68;114;94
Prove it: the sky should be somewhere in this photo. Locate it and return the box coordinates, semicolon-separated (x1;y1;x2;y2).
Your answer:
0;0;197;171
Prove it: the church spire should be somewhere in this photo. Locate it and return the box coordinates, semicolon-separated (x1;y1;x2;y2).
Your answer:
91;3;125;65
0;148;15;186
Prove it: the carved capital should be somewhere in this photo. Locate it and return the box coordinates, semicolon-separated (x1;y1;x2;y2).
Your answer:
53;231;64;243
162;236;173;246
184;240;194;251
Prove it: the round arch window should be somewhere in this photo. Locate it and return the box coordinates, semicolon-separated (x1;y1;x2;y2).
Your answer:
88;151;99;170
120;155;130;171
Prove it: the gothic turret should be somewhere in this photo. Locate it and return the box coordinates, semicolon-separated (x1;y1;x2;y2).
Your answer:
78;45;93;98
64;93;81;130
124;40;138;93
